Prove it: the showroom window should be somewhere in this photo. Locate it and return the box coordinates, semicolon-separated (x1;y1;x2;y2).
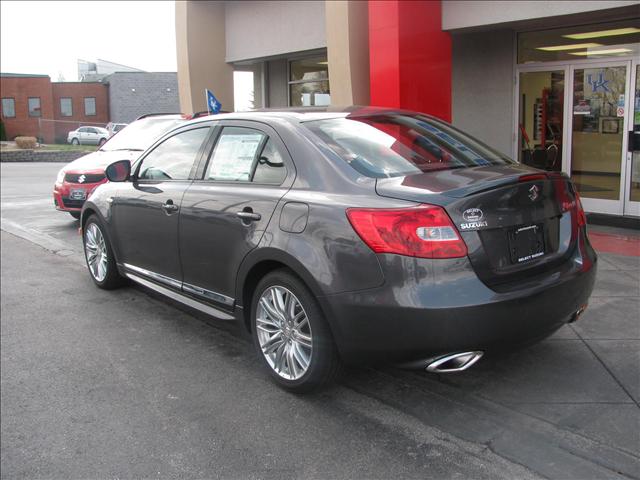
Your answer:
288;56;330;107
28;97;41;117
1;98;15;118
84;97;96;116
60;97;72;117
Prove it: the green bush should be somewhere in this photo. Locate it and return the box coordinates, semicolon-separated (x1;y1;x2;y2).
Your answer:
0;121;6;141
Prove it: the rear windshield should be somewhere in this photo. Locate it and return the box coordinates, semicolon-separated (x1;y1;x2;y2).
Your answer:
304;113;515;178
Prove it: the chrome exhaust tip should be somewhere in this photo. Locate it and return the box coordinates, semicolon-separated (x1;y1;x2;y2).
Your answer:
426;351;484;373
568;304;588;323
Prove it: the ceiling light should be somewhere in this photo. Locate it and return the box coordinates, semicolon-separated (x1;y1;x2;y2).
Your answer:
536;43;602;51
564;27;640;40
569;48;633;56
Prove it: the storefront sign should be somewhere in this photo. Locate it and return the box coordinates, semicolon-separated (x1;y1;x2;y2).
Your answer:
587;71;610;93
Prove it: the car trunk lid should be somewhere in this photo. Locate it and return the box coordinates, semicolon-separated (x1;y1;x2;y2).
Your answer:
376;166;580;288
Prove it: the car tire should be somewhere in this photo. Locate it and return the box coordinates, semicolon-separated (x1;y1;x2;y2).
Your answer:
71;138;79;145
251;269;341;393
83;214;125;290
98;138;106;146
69;211;81;220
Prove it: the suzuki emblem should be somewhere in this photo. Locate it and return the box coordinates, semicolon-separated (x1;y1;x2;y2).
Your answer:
528;185;539;201
78;174;86;183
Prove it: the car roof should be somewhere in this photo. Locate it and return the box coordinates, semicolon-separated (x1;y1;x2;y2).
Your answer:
181;106;412;128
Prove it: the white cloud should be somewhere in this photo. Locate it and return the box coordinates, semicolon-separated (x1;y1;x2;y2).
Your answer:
1;1;176;81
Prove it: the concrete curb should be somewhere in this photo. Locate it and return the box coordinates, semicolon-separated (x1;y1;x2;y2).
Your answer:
0;217;82;264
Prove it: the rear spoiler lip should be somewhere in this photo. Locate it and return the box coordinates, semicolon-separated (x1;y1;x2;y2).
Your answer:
442;170;569;199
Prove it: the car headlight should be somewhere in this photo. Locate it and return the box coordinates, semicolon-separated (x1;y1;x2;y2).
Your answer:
56;169;66;183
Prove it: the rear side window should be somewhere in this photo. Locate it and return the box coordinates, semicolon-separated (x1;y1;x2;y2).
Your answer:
252;139;287;184
138;127;210;181
205;127;286;184
304;113;515;178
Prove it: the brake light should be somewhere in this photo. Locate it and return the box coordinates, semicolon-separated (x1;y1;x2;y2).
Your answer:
346;205;467;259
575;191;587;227
519;173;547;182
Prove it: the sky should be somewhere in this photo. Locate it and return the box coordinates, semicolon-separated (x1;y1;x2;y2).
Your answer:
1;1;177;81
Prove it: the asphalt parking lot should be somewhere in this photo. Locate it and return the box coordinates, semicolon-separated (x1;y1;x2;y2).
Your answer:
1;162;639;479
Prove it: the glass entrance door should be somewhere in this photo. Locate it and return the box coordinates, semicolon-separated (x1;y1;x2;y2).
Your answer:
517;69;566;172
569;62;631;215
624;62;640;216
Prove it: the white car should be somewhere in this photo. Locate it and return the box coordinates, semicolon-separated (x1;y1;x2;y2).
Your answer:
67;126;109;146
106;122;128;137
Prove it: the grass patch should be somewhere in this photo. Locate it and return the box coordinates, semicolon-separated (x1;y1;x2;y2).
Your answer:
0;143;98;152
41;144;98;152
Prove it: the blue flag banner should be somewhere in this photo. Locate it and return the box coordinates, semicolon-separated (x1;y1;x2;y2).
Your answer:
206;89;222;114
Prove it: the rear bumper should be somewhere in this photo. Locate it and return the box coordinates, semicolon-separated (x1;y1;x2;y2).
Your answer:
319;231;597;366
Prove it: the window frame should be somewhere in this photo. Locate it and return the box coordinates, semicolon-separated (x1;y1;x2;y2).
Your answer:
59;97;73;117
133;125;213;183
1;97;16;118
84;97;96;116
287;54;330;108
195;120;292;187
27;97;41;117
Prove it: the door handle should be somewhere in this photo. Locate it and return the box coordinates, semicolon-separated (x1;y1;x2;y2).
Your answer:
162;201;179;213
236;211;261;222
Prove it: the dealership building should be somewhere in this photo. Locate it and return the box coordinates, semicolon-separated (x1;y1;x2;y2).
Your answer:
176;0;640;219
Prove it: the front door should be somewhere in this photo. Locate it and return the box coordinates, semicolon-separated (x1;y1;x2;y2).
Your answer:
179;122;293;308
111;126;211;285
624;61;640;216
568;61;632;215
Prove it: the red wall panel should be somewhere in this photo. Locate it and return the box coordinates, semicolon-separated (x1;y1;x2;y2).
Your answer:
368;1;401;107
368;0;452;121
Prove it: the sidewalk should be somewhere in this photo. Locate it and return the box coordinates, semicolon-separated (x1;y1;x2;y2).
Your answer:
433;223;639;470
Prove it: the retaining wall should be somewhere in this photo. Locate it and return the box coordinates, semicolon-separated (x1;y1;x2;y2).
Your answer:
0;150;89;163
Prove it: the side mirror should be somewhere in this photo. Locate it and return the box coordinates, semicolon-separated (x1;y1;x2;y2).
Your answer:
105;160;131;182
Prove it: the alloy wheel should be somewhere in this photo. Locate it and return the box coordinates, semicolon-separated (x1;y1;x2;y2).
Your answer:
84;223;108;282
256;286;313;380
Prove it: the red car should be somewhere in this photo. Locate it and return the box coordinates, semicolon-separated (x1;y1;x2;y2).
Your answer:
54;114;188;219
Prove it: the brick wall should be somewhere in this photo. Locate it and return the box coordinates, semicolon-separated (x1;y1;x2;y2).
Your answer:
106;72;180;123
0;75;55;143
51;82;109;143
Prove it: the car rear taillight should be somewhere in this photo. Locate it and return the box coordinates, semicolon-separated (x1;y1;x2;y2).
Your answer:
519;173;547;182
559;185;587;229
575;191;587;227
346;205;468;259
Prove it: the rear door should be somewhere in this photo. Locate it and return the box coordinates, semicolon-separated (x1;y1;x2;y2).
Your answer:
111;125;212;285
178;121;294;308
